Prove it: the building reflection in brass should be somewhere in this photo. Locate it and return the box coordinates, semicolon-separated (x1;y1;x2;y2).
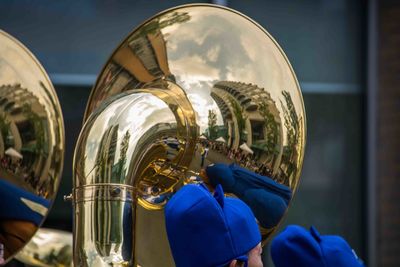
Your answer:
0;31;64;264
73;4;305;266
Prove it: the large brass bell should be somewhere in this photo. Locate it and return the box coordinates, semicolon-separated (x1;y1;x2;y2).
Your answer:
0;30;65;264
73;4;306;266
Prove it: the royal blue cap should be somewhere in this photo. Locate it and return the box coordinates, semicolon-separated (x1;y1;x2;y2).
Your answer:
271;225;365;267
165;184;261;267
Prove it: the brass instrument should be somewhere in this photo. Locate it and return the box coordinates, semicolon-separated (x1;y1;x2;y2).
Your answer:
0;30;64;264
73;4;306;267
14;228;72;267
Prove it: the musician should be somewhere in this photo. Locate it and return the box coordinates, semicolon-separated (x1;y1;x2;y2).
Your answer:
271;225;365;267
165;168;365;267
165;183;263;267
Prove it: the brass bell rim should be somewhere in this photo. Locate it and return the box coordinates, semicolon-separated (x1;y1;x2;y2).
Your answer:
83;3;307;134
82;3;307;204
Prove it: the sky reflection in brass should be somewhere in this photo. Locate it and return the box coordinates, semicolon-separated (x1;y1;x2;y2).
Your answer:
0;30;64;264
74;4;306;266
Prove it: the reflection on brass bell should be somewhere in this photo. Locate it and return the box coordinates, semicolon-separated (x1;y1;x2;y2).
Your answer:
73;4;306;266
0;30;65;264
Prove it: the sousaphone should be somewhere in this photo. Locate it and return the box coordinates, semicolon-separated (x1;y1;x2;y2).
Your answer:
73;4;306;267
0;30;66;265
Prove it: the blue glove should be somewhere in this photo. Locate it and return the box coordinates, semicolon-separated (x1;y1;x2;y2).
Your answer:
206;163;292;228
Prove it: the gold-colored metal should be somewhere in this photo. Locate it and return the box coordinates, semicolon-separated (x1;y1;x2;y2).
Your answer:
73;4;306;266
15;228;72;267
0;30;65;264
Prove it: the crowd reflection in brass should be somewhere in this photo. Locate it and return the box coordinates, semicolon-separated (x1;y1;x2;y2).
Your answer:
73;5;305;266
0;31;64;264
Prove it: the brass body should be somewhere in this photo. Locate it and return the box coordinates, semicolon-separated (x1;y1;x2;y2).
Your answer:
73;4;306;267
0;30;64;264
15;228;72;267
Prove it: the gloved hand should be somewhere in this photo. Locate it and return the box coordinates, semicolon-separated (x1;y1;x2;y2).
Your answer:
204;163;292;229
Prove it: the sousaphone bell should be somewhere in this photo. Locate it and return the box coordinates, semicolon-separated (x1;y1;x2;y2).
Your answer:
0;30;65;265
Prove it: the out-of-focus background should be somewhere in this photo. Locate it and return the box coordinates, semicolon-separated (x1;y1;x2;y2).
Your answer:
1;0;399;266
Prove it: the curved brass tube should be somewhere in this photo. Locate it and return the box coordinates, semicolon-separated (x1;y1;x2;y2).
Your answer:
73;84;196;266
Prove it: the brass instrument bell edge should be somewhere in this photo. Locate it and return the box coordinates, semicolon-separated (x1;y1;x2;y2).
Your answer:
0;30;65;263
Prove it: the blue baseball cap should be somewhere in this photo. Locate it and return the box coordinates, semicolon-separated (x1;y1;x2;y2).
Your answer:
165;184;261;267
271;225;365;267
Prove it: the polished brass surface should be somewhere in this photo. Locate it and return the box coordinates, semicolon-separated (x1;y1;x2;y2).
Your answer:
0;31;64;264
15;228;72;267
73;4;305;266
